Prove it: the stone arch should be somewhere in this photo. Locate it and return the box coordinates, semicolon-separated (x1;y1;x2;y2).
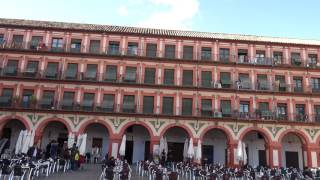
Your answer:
278;129;310;145
279;129;310;169
239;127;272;143
159;123;193;138
199;125;233;143
0;115;31;131
77;119;114;137
35;117;72;137
118;121;154;139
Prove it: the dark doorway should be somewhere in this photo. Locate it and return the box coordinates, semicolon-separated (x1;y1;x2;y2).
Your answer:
167;142;184;162
144;141;150;161
202;145;213;164
125;140;133;164
285;151;299;168
225;149;228;165
258;150;267;166
92;138;103;148
1;128;11;139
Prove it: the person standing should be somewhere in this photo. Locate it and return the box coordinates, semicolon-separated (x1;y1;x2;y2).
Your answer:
50;140;58;159
70;143;77;171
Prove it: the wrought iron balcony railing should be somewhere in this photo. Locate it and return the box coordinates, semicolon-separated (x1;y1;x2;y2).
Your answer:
0;40;319;68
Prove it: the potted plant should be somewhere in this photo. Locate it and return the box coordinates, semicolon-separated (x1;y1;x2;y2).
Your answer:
13;95;20;105
30;95;38;107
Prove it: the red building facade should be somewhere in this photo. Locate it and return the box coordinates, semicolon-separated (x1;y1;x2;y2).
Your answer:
0;18;320;168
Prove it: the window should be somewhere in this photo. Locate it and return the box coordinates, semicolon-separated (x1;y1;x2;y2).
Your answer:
219;48;230;62
12;35;23;48
164;45;175;59
143;96;154;114
40;91;54;109
220;100;231;117
257;74;269;90
70;39;82;53
182;98;192;116
146;43;157;57
277;103;287;120
201;71;212;87
182;70;193;86
24;61;39;77
259;102;269;112
123;95;135;113
0;88;13;107
273;51;283;65
220;72;231;88
239;101;250;118
162;97;174;115
105;65;117;82
240;101;249;113
124;67;137;83
101;94;115;112
22;89;34;108
238;49;248;63
311;78;320;92
183;46;193;60
308;54;318;66
201;99;212;116
293;76;303;92
45;62;59;79
89;40;100;54
85;64;97;80
82;93;94;111
65;63;78;79
0;34;4;44
275;75;286;92
291;53;301;66
108;41;120;55
127;42;138;56
295;104;306;121
144;68;156;84
256;51;266;64
238;73;251;89
314;105;320;122
163;69;174;85
51;38;64;52
30;36;43;49
5;60;18;76
201;47;211;60
61;92;74;110
259;102;271;119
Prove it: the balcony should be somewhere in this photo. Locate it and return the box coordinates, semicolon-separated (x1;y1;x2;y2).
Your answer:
0;68;316;96
1;41;319;69
0;99;317;123
0;96;12;107
39;98;54;109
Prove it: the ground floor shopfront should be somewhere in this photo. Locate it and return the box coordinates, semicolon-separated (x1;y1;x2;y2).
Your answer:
0;110;319;169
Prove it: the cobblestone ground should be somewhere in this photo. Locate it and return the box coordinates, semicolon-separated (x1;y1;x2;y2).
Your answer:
36;163;147;180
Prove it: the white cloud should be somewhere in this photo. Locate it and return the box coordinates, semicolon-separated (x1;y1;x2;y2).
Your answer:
137;0;200;30
116;5;129;16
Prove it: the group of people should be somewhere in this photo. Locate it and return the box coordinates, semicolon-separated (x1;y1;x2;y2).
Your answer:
25;140;84;171
101;157;132;180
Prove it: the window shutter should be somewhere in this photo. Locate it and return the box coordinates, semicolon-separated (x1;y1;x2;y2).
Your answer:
144;68;156;84
143;96;154;114
182;98;192;115
164;69;174;85
163;97;173;114
125;67;137;81
201;71;212;87
183;70;193;86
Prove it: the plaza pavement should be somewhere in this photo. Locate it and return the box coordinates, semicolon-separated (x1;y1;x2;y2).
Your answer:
37;163;147;180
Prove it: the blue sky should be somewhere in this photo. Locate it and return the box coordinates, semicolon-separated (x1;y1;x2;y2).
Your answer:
1;0;320;40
